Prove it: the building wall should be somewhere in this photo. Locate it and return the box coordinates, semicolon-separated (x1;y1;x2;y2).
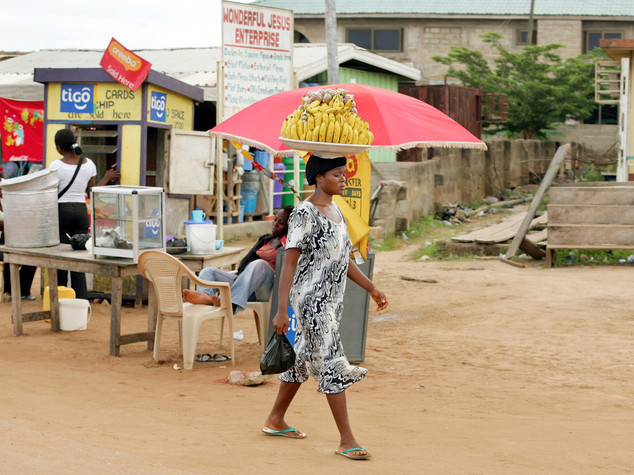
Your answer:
554;123;618;160
370;139;564;235
537;20;583;57
294;17;634;83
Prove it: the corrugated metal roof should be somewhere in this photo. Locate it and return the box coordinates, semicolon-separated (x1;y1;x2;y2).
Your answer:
0;44;419;101
0;48;221;75
254;0;634;16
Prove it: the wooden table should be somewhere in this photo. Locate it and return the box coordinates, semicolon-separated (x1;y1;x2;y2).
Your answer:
1;245;243;356
177;246;242;273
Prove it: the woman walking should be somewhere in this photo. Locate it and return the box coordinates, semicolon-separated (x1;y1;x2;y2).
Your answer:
262;155;388;461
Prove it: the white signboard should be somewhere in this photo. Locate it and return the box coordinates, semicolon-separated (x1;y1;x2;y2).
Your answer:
221;1;293;119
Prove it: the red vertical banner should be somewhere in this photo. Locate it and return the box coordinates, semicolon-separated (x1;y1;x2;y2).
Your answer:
100;38;152;92
0;98;44;163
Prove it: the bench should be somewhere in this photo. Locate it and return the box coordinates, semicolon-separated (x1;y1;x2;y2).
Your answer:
546;182;634;267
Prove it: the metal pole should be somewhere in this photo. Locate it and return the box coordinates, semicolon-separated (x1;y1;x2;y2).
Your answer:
528;0;535;45
325;0;339;84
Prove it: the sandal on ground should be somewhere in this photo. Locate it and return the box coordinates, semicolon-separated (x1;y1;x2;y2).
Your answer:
335;447;371;460
196;353;231;362
262;427;306;439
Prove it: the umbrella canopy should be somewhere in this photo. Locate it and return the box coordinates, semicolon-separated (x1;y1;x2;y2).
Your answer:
209;83;486;156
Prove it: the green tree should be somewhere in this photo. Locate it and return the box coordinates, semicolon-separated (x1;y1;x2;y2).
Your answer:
433;32;605;139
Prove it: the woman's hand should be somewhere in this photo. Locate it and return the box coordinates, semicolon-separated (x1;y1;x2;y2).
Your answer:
103;168;120;184
272;310;290;334
370;286;388;311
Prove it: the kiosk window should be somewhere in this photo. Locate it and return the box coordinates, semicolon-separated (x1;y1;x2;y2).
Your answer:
73;125;118;180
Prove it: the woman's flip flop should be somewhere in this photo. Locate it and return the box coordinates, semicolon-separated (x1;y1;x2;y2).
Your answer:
262;427;306;439
335;447;371;460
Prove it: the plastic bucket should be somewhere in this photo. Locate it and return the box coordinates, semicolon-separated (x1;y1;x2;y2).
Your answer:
241;171;260;213
185;221;217;254
59;298;91;331
254;150;270;169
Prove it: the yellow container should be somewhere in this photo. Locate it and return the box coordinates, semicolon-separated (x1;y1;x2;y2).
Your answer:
43;286;76;311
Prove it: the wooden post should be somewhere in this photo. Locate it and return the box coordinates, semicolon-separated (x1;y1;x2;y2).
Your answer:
10;263;22;335
500;143;570;267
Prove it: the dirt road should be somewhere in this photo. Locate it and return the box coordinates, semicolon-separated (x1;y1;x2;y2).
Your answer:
1;246;633;474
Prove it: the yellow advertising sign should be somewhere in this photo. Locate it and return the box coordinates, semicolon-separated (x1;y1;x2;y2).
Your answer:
337;151;372;259
299;152;372;259
46;82;142;121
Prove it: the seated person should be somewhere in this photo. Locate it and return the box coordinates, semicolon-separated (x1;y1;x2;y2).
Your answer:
183;206;294;313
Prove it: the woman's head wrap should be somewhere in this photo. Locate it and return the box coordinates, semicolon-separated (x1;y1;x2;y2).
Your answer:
305;155;347;185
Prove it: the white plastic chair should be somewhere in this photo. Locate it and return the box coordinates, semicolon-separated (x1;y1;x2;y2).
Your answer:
138;250;235;370
245;301;271;346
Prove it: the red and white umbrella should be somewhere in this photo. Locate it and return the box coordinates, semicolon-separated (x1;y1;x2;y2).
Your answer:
209;83;486;156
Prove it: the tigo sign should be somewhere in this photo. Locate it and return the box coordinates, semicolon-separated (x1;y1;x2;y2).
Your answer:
60;84;95;113
150;91;167;122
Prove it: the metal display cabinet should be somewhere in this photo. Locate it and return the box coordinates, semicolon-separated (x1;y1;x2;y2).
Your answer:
90;185;166;262
268;249;374;363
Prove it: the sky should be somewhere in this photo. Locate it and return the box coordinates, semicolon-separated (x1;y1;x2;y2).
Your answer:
1;0;255;52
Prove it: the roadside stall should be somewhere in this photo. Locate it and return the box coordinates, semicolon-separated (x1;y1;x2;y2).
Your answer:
34;67;207;234
33;67;221;301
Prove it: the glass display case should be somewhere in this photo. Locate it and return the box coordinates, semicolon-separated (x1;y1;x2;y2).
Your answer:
90;185;165;262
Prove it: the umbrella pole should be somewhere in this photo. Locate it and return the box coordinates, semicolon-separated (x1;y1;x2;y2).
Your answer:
215;137;224;240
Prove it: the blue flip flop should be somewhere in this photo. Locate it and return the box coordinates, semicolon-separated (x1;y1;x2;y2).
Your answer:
335;447;371;460
262;427;306;439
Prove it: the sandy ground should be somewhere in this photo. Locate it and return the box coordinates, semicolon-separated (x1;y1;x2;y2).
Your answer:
1;243;634;474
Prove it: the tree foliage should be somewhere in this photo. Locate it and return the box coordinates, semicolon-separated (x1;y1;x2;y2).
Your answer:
432;32;607;139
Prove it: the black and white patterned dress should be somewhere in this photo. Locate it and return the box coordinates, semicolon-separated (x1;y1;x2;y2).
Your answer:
279;201;367;394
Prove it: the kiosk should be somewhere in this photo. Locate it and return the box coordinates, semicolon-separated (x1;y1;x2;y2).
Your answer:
34;67;207;235
34;68;211;300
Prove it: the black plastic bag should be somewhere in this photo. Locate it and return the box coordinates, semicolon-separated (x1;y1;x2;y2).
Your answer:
260;332;296;375
69;233;91;250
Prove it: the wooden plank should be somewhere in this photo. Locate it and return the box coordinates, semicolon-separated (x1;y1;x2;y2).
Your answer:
116;331;154;346
532;213;548;227
18;311;51;323
548;204;634;225
550;185;634;206
473;213;526;243
526;228;548;244
453;213;524;243
454;211;547;244
502;144;569;262
547;244;634;250
519;237;546;260
548;224;634;246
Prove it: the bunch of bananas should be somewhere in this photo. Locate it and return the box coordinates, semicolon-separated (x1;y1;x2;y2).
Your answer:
280;88;374;145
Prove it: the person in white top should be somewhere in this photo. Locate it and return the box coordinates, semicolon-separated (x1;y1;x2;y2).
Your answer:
48;129;119;299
